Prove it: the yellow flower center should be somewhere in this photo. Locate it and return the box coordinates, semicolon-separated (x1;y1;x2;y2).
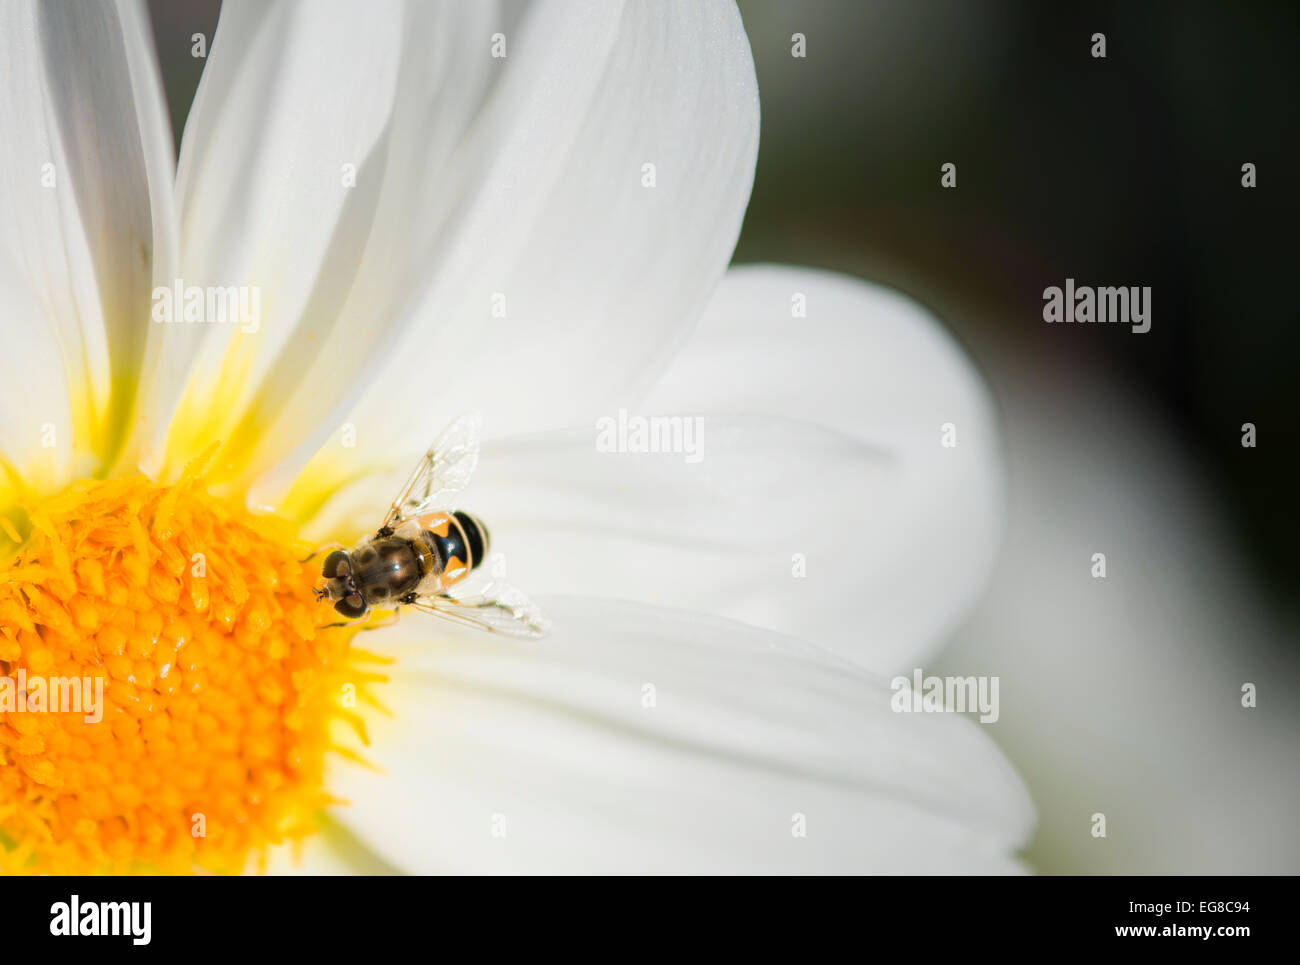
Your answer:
0;465;384;874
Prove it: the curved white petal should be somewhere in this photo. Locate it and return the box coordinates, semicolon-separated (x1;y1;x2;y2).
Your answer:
0;0;177;499
947;362;1300;873
309;417;907;670
640;265;1005;668
228;0;758;517
328;597;1033;874
305;267;1004;671
136;0;407;483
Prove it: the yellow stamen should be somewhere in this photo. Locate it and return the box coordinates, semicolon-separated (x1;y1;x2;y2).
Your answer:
0;467;381;874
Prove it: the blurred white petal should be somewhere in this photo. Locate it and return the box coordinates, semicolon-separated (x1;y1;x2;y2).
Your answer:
328;597;1033;874
0;0;176;492
943;360;1300;873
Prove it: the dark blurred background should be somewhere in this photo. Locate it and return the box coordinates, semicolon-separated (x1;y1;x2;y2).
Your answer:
734;0;1298;608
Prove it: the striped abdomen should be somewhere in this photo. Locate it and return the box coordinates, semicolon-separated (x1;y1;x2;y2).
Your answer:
414;511;490;590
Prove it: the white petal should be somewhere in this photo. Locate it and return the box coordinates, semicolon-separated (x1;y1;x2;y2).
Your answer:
946;361;1300;873
0;0;177;495
136;0;407;483
640;265;1006;668
243;0;759;516
309;416;911;670
307;267;1003;671
328;597;1033;874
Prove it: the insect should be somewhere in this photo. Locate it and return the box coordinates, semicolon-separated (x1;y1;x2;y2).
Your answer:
314;412;548;638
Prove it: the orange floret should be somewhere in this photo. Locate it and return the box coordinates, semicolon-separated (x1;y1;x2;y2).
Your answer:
0;465;385;874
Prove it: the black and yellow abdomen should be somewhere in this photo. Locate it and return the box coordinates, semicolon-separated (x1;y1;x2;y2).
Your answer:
416;510;491;587
452;511;489;568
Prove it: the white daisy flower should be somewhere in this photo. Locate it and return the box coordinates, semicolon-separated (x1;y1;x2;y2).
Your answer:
0;0;1032;874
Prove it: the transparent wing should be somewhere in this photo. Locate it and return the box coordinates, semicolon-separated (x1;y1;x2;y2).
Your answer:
382;412;482;529
408;582;550;639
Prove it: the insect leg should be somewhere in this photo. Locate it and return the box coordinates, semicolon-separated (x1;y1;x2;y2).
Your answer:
314;609;402;633
298;542;345;564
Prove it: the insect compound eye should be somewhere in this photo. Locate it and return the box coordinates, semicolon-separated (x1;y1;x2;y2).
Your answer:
322;550;351;579
334;593;367;619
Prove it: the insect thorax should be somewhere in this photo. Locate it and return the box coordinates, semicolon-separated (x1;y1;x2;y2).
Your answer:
349;535;424;604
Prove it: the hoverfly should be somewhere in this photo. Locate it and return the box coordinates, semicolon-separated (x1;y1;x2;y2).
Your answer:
314;413;548;638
